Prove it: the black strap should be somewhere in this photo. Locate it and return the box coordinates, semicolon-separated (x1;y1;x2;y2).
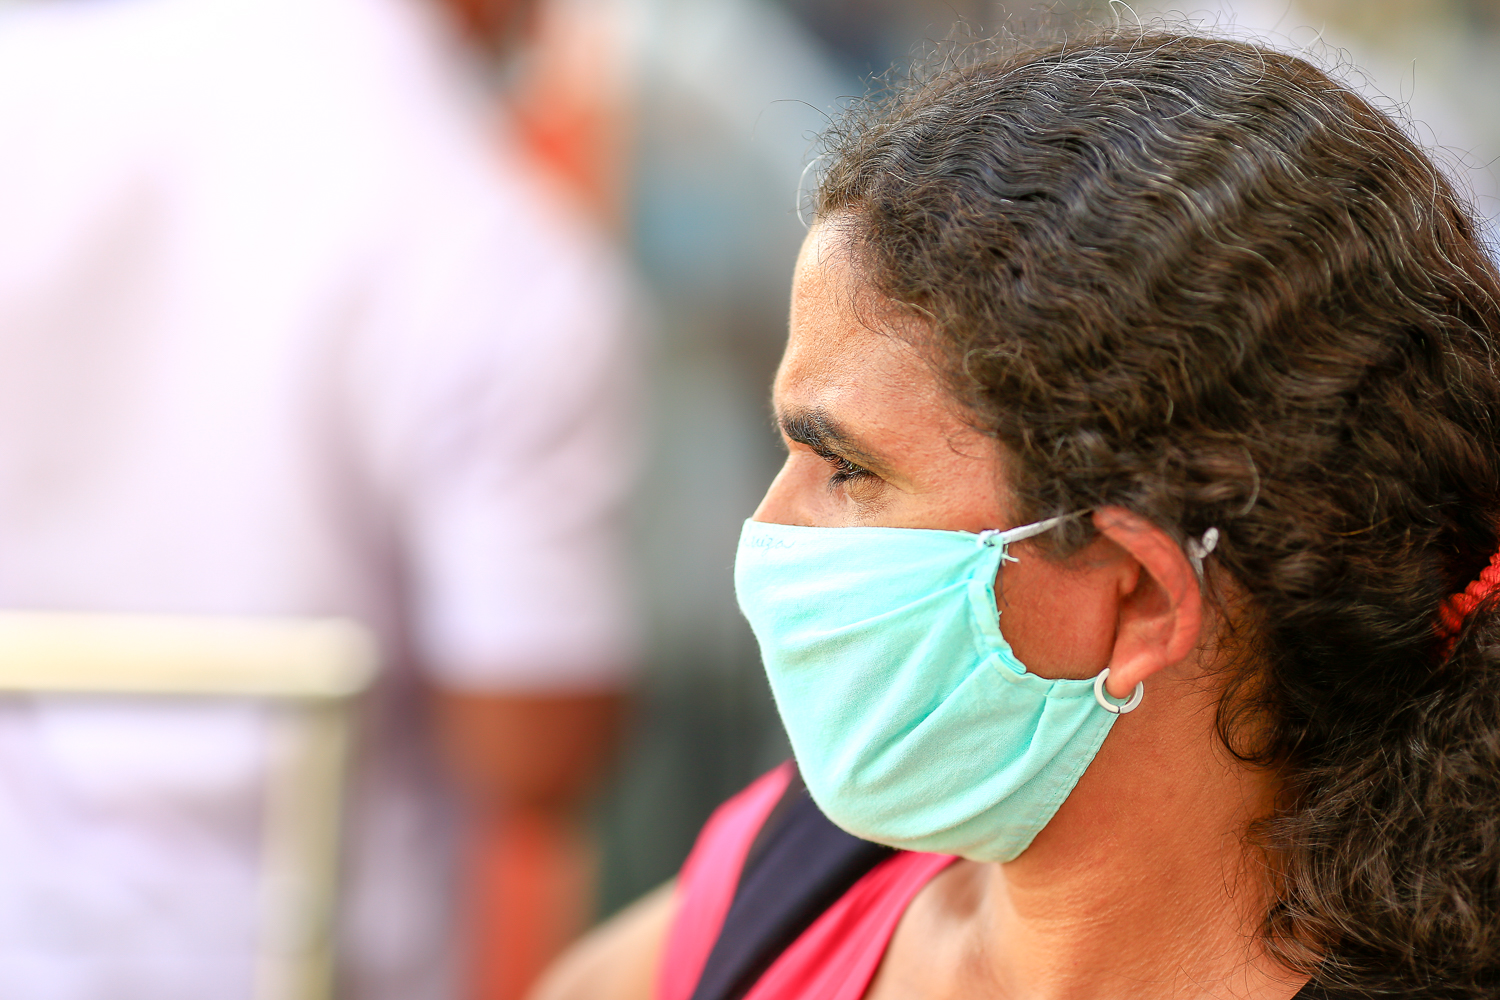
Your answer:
688;766;895;1000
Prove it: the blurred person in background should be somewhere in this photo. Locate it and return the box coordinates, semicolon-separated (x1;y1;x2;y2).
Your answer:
0;0;637;998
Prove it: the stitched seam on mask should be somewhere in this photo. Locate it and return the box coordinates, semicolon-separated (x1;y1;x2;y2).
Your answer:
970;545;1021;674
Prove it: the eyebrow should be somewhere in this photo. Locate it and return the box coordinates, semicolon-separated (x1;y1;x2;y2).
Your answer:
778;407;891;474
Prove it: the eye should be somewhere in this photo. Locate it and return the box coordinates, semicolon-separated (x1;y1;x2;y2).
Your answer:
822;452;875;488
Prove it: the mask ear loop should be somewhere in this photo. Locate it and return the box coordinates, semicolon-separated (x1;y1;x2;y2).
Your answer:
977;514;1077;563
1092;526;1220;715
985;516;1218;715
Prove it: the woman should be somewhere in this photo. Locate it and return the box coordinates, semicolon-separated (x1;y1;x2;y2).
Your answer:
536;30;1500;1000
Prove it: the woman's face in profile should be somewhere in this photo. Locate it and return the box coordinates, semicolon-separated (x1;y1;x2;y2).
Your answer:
754;221;1132;685
754;221;1011;534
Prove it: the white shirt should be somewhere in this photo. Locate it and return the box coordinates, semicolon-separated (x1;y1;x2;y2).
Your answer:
0;0;638;996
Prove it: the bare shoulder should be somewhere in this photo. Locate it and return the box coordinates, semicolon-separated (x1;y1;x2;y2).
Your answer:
527;881;678;1000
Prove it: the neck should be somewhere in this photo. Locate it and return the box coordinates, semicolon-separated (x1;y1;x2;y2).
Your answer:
950;677;1303;998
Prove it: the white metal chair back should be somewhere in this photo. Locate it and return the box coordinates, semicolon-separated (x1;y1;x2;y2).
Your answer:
0;612;377;1000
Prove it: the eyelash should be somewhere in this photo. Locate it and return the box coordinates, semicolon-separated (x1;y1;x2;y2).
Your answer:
821;452;874;488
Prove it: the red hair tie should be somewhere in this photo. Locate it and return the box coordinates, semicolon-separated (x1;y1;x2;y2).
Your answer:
1437;547;1500;656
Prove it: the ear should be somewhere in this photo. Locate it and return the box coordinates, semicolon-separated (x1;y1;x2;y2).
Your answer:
1092;507;1204;699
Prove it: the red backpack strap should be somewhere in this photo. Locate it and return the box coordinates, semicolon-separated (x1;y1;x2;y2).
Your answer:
656;762;795;1000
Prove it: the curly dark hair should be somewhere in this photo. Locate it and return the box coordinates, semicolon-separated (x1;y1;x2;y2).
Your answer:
815;29;1500;999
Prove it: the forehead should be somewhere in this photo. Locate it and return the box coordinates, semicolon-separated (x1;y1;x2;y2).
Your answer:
777;223;1010;514
778;224;935;409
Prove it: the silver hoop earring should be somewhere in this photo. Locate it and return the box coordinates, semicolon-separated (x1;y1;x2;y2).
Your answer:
1093;668;1144;715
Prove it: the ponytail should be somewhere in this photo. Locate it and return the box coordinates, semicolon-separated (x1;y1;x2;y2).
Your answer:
1266;593;1500;998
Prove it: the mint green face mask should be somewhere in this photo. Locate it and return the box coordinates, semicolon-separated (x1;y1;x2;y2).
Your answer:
734;516;1136;863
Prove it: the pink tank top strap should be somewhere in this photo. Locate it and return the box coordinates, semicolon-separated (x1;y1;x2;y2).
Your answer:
656;762;795;1000
741;850;956;1000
